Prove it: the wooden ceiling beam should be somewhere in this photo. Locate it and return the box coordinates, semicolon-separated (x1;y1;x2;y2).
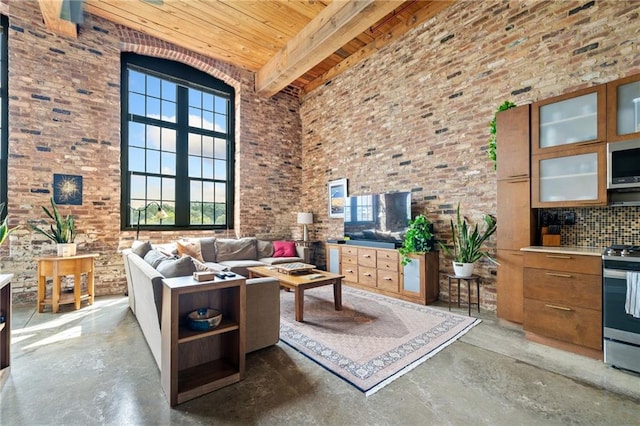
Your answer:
255;0;404;98
38;0;78;38
301;0;456;96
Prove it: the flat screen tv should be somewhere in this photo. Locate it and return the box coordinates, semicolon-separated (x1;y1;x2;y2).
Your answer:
343;191;411;248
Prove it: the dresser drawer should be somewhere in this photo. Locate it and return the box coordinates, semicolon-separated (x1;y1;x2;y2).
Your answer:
523;251;601;275
342;254;357;265
342;246;358;256
523;268;602;310
358;266;377;287
341;263;358;282
524;298;602;350
377;270;399;292
358;249;377;268
377;251;398;271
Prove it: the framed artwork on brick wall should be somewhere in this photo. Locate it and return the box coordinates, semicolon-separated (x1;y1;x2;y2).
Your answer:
328;178;347;219
53;174;82;205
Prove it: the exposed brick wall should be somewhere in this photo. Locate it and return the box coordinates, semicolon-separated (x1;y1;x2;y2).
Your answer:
2;1;301;303
299;0;640;310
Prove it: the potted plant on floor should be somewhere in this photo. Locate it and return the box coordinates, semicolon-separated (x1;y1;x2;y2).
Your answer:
438;203;497;277
30;198;77;256
0;202;17;247
399;214;435;266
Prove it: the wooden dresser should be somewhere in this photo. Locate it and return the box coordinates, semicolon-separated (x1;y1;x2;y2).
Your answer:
522;247;602;358
327;242;439;305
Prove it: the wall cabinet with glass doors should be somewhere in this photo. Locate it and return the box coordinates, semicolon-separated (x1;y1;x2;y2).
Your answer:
607;73;640;142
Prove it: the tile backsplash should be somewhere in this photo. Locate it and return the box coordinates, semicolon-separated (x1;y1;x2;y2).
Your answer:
541;206;640;248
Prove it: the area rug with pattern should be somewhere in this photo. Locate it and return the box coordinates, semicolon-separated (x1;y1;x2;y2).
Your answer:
279;285;480;396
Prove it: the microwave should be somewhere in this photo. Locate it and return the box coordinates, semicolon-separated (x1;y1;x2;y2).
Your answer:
607;139;640;190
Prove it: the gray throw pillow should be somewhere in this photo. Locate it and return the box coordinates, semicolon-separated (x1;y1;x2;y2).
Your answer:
199;237;217;262
215;237;257;262
143;249;170;269
131;240;152;258
156;256;196;278
257;240;274;258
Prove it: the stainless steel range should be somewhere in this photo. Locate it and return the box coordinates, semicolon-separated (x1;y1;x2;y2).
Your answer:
602;245;640;374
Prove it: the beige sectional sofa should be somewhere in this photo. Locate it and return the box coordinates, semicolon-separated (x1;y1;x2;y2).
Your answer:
123;237;309;369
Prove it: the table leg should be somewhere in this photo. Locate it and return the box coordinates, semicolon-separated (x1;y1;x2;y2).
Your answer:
294;287;304;322
88;266;95;306
467;279;471;316
333;279;342;311
476;278;480;313
74;273;81;310
52;276;61;314
457;278;461;308
37;273;45;313
448;276;452;311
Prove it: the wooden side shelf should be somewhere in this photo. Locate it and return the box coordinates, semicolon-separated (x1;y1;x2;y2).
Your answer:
161;275;246;406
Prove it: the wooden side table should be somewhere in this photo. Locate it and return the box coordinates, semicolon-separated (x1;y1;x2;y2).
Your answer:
37;253;99;313
447;274;481;316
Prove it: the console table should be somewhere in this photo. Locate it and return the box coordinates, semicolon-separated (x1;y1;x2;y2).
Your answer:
0;274;12;390
37;253;98;313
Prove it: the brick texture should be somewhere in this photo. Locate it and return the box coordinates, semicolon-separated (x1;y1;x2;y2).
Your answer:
1;1;301;302
300;0;640;310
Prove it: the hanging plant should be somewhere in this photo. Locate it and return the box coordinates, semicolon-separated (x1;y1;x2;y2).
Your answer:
487;100;517;170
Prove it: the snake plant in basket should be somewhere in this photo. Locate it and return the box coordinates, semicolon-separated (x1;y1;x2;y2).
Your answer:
438;203;497;277
30;198;77;256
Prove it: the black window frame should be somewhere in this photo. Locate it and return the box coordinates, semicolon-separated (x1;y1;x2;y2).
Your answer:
120;53;235;232
0;15;8;216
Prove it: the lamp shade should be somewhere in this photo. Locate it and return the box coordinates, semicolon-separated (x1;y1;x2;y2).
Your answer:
297;212;313;225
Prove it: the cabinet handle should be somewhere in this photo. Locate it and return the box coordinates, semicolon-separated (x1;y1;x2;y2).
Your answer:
546;255;571;259
363;255;371;258
510;253;523;256
507;178;529;183
364;273;372;277
383;277;392;281
546;272;572;278
346;269;354;273
578;201;602;205
545;304;573;312
507;173;528;179
576;140;600;147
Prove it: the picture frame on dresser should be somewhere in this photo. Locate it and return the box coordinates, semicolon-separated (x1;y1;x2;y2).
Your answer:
328;178;347;219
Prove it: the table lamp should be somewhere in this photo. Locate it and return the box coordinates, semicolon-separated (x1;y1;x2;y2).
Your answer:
297;212;313;241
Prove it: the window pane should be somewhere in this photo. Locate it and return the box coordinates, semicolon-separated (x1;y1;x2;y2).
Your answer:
161;80;176;101
147;97;160;119
189;156;201;178
161;201;175;225
146;150;160;174
202;203;214;224
189;88;200;107
215;182;226;202
129;122;145;147
203;158;214;179
190;180;202;202
162;100;176;123
203;181;214;202
215;203;226;224
203;111;214;131
214;138;226;159
215;113;227;133
146;125;161;149
131;175;146;199
162;178;175;201
161;128;176;152
161;152;176;175
129;93;145;116
188;133;201;156
129;70;145;94
202;136;214;157
215;96;226;114
147;176;161;199
189;107;201;128
129;147;145;172
214;159;226;180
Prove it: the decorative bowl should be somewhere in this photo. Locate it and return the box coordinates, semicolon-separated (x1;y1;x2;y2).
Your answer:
186;308;222;331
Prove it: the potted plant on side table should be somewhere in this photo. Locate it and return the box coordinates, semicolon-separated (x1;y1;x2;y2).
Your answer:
30;198;77;256
439;203;497;277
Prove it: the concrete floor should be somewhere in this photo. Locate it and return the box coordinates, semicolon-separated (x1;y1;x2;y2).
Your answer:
1;296;639;425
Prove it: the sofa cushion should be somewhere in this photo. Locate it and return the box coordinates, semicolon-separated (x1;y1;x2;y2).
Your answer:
218;259;264;277
156;255;197;278
257;240;274;258
176;239;204;262
258;256;303;265
143;249;172;269
199;237;217;262
216;238;257;262
273;240;296;257
132;240;152;258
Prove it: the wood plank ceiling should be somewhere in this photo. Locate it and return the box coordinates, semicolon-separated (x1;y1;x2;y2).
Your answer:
43;0;455;97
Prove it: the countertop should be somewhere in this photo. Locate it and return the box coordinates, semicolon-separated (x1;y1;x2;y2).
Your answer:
520;246;602;257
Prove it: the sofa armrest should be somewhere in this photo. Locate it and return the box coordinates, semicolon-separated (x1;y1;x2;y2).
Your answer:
296;245;311;264
246;277;280;353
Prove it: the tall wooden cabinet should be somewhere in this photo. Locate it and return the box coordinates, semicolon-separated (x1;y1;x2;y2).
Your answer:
325;242;439;305
496;105;535;324
607;73;640;142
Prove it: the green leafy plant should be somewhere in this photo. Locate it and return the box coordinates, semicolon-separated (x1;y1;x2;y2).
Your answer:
488;100;517;170
0;202;17;246
438;203;497;264
30;198;76;243
399;214;434;266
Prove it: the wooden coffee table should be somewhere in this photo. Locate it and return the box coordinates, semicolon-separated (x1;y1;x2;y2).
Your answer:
248;266;344;322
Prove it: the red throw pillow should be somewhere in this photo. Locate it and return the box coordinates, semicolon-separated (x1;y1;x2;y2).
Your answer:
273;241;296;257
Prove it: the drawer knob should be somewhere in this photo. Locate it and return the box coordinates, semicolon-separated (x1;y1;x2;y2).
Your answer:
545;272;572;278
346;269;354;273
364;273;372;277
383;277;392;281
363;255;371;258
545;304;572;312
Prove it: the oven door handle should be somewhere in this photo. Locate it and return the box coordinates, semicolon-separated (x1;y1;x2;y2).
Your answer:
603;269;628;280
